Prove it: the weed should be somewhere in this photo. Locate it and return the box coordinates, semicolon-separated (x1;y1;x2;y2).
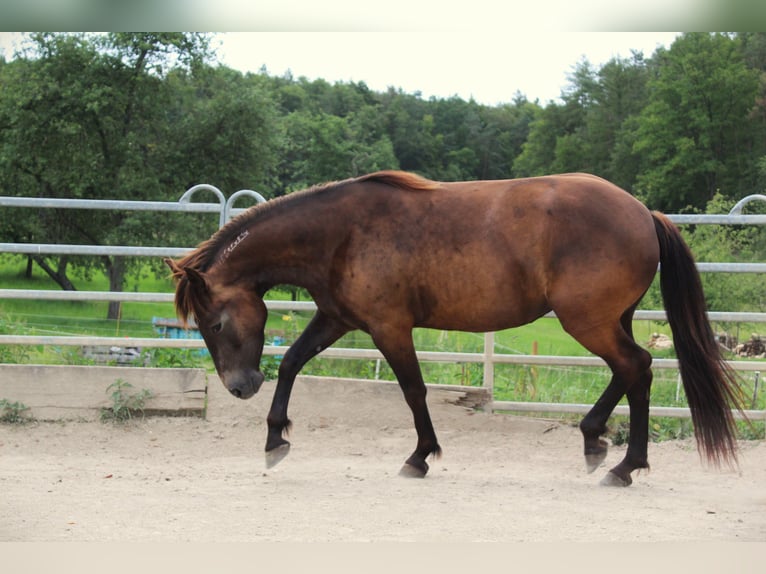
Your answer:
608;419;631;446
142;347;206;369
100;379;153;423
260;355;281;381
0;311;32;363
0;398;31;423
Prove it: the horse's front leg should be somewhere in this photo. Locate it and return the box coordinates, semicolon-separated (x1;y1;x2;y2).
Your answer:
370;326;441;478
265;311;348;468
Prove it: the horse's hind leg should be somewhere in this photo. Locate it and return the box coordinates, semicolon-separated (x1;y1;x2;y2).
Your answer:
599;366;653;486
563;317;653;486
369;326;441;478
580;378;626;473
579;311;643;472
580;365;653;486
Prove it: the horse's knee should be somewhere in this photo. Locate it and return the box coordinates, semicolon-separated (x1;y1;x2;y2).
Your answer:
277;350;301;379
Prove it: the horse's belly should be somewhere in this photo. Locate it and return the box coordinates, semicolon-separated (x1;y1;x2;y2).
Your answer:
419;291;550;333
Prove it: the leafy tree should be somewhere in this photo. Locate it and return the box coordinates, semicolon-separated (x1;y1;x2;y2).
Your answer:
590;53;651;187
512;104;559;176
380;88;442;176
631;33;762;211
0;33;214;318
275;107;398;194
480;94;539;179
161;65;279;195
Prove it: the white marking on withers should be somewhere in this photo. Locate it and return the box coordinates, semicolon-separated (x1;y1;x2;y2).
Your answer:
219;229;250;263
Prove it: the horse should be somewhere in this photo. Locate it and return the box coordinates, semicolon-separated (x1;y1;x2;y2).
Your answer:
166;170;746;486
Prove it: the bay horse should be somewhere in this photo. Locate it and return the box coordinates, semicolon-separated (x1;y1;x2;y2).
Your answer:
166;171;746;486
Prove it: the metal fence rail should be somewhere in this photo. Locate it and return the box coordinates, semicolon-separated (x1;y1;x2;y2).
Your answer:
1;188;765;421
0;184;266;227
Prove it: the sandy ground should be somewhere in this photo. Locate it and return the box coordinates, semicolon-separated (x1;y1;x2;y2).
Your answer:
1;375;764;542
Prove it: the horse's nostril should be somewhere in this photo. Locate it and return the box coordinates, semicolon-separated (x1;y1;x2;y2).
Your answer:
231;387;241;398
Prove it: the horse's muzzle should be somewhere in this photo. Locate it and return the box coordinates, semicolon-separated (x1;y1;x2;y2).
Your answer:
224;369;265;400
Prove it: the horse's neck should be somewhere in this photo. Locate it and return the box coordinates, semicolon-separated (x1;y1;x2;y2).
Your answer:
221;211;335;294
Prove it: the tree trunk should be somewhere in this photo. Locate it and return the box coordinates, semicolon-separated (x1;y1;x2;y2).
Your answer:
32;256;77;291
106;257;125;320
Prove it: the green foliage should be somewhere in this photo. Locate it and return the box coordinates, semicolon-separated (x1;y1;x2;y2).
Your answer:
260;355;282;382
0;310;31;363
4;32;766;250
0;33;268;319
689;195;766;312
0;398;31;423
100;379;153;423
141;347;207;369
632;33;763;211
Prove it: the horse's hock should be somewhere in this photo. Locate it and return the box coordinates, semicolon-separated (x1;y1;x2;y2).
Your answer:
0;364;207;420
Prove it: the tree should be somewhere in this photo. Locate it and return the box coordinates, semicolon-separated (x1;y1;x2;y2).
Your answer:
480;94;539;180
161;65;279;195
275;107;398;194
0;33;215;318
511;104;558;176
631;33;762;211
589;53;651;187
380;88;443;176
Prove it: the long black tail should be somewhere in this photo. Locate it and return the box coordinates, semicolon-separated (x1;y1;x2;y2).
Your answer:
651;212;747;467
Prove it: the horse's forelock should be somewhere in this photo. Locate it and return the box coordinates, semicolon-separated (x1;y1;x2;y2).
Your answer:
169;246;215;326
173;275;196;326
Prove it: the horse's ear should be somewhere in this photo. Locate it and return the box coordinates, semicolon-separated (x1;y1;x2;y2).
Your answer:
183;266;210;296
164;258;182;277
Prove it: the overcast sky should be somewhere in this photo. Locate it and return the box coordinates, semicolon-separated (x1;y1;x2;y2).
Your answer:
0;31;681;106
214;32;681;105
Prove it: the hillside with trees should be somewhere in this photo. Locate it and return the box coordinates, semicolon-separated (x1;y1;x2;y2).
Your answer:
1;32;766;316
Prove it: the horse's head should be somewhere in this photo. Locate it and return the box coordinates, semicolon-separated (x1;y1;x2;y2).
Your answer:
165;259;267;399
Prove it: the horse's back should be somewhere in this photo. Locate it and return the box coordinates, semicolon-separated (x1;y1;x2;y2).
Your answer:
333;173;659;333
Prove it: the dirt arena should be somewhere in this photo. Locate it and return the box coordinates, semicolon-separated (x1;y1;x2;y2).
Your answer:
1;375;764;542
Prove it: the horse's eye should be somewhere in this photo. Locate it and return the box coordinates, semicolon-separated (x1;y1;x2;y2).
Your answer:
211;322;223;334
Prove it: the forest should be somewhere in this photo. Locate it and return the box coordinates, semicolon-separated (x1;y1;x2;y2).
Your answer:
1;32;766;317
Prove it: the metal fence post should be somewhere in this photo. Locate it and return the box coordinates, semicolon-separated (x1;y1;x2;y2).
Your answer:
225;189;267;222
178;184;226;228
483;331;495;413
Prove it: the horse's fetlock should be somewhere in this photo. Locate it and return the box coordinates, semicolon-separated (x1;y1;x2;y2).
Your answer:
579;418;605;439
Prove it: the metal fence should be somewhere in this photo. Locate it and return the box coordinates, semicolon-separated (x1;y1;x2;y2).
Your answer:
1;187;765;421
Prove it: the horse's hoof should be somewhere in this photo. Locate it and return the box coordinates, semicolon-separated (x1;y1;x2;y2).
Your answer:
399;460;428;478
585;451;607;474
599;471;632;487
265;443;291;469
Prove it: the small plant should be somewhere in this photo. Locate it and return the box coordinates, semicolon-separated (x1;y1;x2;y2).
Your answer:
0;312;32;364
260;354;281;381
100;379;153;423
0;398;31;424
142;347;206;369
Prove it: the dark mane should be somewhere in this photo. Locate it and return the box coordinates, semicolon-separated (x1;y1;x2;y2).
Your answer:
169;171;437;323
176;171;435;274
